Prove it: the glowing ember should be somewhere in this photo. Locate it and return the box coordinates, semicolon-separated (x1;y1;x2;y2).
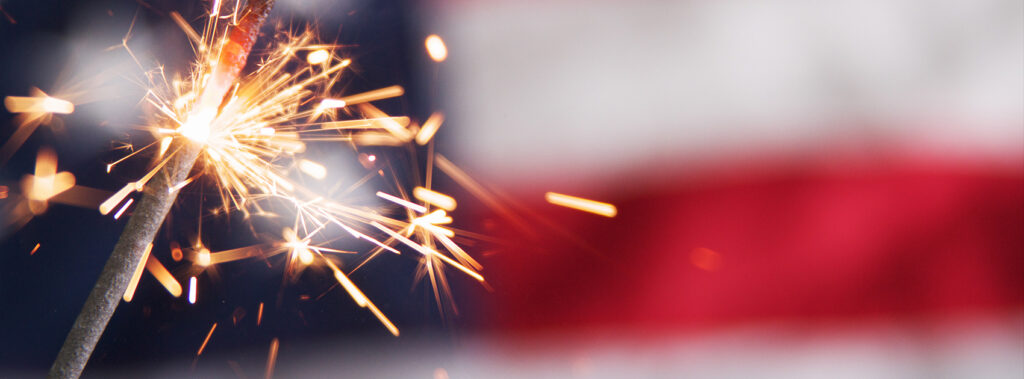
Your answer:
306;49;329;65
145;256;183;297
413;187;456;211
196;322;217;356
4;93;74;114
265;338;280;378
545;192;618;217
122;243;153;302
415;112;444;145
425;34;448;62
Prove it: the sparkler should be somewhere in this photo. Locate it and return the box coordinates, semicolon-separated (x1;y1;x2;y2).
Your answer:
50;1;275;377
40;0;493;376
1;0;618;376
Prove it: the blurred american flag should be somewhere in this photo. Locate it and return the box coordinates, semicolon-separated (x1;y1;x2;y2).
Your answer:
417;0;1023;377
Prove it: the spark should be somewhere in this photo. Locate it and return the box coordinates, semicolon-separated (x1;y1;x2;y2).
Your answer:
195;247;211;267
29;243;41;256
371;221;484;282
425;35;448;62
99;183;137;215
145;255;183;297
196;322;217;356
21;148;76;214
257;302;264;326
188;277;197;304
306;49;329;64
112;198;134;220
413;187;456;211
297;159;326;179
376;191;427;213
545;192;618;217
265;338;279;379
4;93;74;114
122;243;153;302
339;86;405;107
170;241;183;261
1;87;76;164
415;112;444;145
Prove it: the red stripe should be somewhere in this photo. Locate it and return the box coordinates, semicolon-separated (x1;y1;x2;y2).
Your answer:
476;160;1024;334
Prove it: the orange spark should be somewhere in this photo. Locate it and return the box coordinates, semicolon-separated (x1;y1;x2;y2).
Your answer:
425;35;447;62
415;112;444;145
298;159;326;180
545;192;617;217
145;255;182;297
339;86;405;107
265;338;279;379
170;241;183;261
306;49;329;64
257;302;264;326
122;243;154;302
22;148;76;214
4;91;74;114
376;191;427;213
413;187;456;211
196;322;217;356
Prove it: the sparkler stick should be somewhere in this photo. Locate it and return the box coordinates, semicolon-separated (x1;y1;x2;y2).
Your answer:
49;1;275;377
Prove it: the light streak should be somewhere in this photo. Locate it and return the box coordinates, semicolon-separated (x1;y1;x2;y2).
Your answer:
196;322;217;356
413;187;456;211
188;276;197;304
376;191;427;213
4;93;74;114
371;222;484;282
99;183;136;215
338;85;404;106
22;148;76;214
306;49;329;64
112;198;134;220
0;87;76;165
415;112;443;145
298;159;326;180
545;192;618;217
29;243;40;256
145;255;182;297
122;243;153;302
265;338;279;379
425;35;447;62
257;302;264;326
196;248;211;267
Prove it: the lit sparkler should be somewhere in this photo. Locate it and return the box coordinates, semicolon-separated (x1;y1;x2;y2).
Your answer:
45;1;488;377
5;1;619;376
